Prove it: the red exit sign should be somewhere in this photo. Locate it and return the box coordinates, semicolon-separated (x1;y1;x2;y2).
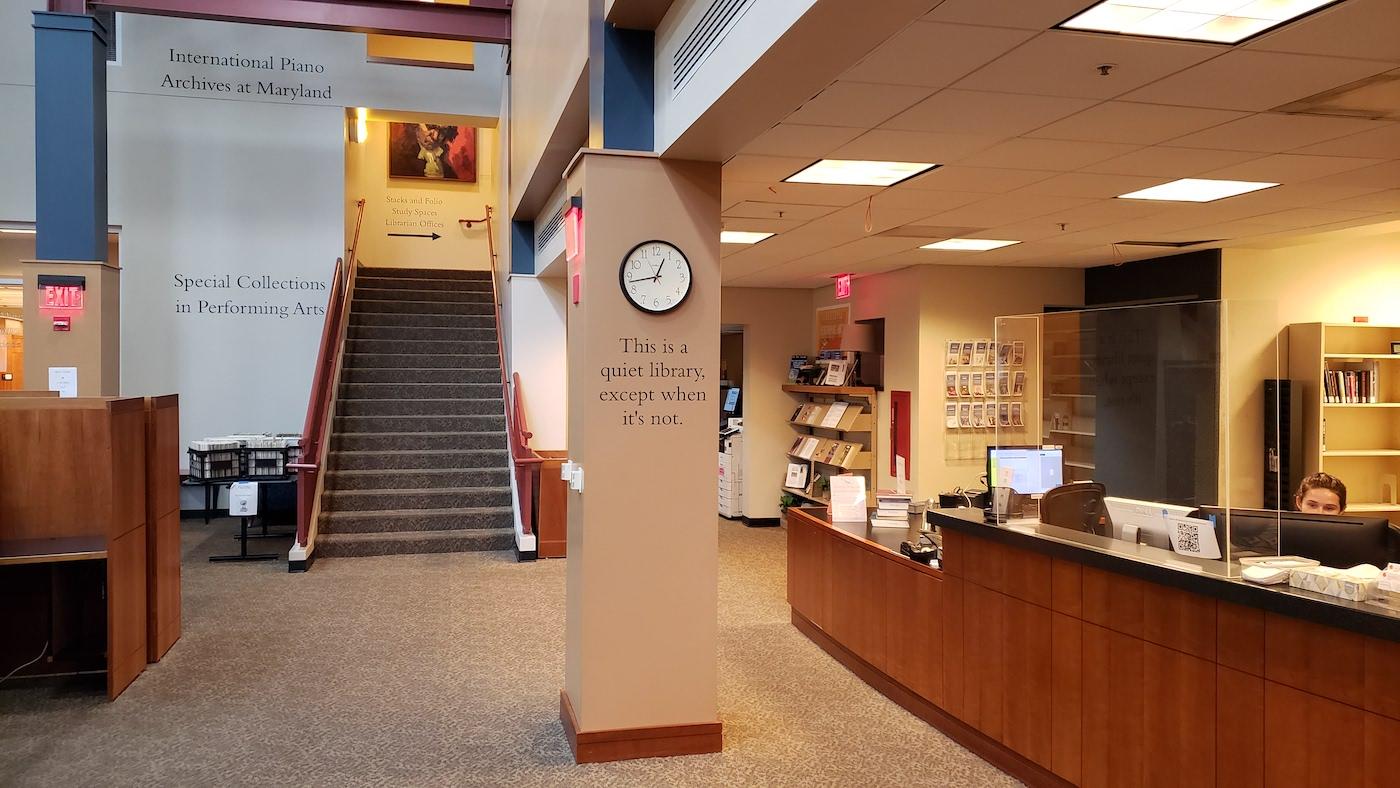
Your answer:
834;273;852;300
42;285;84;310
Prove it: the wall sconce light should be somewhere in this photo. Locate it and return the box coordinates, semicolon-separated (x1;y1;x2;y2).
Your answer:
350;107;369;143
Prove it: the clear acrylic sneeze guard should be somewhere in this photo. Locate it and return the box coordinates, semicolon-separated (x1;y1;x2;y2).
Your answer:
993;301;1281;578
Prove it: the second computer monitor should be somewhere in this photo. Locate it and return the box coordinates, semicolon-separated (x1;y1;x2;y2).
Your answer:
988;446;1064;496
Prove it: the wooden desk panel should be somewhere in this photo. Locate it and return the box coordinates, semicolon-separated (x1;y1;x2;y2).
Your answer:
107;525;147;700
536;451;568;559
145;395;180;662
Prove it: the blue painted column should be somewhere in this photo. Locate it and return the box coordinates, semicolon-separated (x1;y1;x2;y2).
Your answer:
33;12;109;262
601;24;654;152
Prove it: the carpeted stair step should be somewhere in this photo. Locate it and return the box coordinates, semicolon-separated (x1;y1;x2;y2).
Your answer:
348;325;496;342
341;368;500;385
351;298;493;316
354;287;494;304
347;339;498;356
333;414;507;433
355;276;493;293
350;312;495;330
321;507;512;534
331;431;507;452
326;467;510;491
358;267;490;281
338;398;502;417
339;381;501;399
323;486;511;512
315;527;514;557
342;353;498;370
328;448;509;471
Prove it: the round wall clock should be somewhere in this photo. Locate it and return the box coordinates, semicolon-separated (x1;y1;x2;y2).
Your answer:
619;240;692;314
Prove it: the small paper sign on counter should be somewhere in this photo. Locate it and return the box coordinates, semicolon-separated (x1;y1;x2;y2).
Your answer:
1167;515;1220;560
47;366;78;398
228;482;259;517
830;474;867;522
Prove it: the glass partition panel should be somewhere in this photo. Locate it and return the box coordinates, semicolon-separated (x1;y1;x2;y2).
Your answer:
994;301;1282;578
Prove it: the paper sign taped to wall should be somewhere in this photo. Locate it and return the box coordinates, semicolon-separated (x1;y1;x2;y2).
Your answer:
47;366;77;398
228;482;259;517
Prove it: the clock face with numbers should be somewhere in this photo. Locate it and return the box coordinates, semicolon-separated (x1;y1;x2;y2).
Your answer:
619;240;692;314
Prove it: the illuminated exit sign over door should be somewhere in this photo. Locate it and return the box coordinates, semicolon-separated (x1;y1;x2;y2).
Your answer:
42;285;84;310
834;273;852;300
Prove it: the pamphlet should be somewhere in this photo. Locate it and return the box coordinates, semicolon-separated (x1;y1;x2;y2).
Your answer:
999;403;1010;427
1012;341;1025;366
1012;371;1026;396
785;462;809;490
959;342;973;365
945;373;957;397
958;403;972;428
797;437;819;460
973;340;988;367
971;372;984;397
946;341;960;366
820;401;850;429
830;474;867;522
1011;403;1023;427
945;403;958;429
787;355;808;383
998;342;1011;367
958;373;971;397
997;371;1010;396
823;360;849;386
972;403;985;428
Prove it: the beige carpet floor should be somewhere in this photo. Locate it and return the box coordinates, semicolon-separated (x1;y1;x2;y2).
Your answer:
0;517;1018;787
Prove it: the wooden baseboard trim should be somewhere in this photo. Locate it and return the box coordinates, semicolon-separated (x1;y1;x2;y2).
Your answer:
559;690;723;763
791;611;1071;788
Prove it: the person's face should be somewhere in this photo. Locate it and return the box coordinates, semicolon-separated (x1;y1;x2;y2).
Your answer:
1297;487;1342;514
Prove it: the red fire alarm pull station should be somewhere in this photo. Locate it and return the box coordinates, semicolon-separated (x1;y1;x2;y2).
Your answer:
53;315;72;331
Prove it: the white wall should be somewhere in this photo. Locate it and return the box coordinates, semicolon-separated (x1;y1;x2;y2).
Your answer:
506;276;569;449
0;5;504;454
507;0;589;217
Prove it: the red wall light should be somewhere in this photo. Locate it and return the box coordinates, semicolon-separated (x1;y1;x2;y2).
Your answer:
834;273;852;300
565;196;584;305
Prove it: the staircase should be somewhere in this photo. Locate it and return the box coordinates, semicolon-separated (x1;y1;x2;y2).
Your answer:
316;267;515;558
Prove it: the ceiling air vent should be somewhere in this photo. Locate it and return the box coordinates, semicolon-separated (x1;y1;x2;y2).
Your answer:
1274;73;1400;121
672;0;756;93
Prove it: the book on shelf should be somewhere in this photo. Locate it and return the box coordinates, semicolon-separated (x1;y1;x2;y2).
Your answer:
788;435;806;456
787;355;809;383
796;436;819;460
835;442;860;467
1324;364;1379;403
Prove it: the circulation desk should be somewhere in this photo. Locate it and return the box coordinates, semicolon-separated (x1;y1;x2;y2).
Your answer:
785;506;1400;788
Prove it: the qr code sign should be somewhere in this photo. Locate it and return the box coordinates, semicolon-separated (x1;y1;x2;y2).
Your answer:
1176;523;1201;554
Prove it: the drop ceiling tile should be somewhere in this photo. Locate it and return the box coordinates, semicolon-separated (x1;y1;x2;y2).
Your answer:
719;216;804;235
1326;189;1400;213
829;129;1001;162
1202;153;1386;183
843;21;1037;88
723;201;837;222
739;124;866;158
1015;172;1172;199
955;30;1223;100
993;198;1168;235
785;81;934;128
723;154;817;183
870;186;986;216
723;181;884;209
1244;207;1382;227
1167;113;1387;153
924;0;1101;31
1245;0;1400;63
883;89;1097;137
957;138;1143;171
922;193;1098;228
1123;50;1394;112
1029;102;1248;145
897;165;1061;193
1301;161;1400;190
1290;122;1400;158
1081;146;1271;177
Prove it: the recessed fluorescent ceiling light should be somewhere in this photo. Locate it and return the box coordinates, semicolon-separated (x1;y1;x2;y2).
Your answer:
921;239;1020;251
1117;178;1278;202
1060;0;1341;44
784;159;938;187
0;228;36;234
721;231;775;244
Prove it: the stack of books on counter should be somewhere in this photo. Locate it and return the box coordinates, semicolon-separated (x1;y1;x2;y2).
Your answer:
871;491;912;528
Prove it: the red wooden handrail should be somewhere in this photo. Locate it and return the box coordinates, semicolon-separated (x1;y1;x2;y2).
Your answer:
293;198;366;547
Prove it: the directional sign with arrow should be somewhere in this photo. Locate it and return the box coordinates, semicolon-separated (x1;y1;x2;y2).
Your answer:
388;232;441;240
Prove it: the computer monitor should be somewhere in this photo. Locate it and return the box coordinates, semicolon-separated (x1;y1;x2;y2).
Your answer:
1105;497;1197;549
1192;507;1397;568
722;387;741;414
987;446;1064;496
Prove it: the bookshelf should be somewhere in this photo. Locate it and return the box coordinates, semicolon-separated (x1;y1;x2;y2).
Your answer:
1289;323;1400;518
782;385;877;507
1042;314;1097;482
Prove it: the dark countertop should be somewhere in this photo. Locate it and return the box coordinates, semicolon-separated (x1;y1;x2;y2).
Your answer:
794;506;940;566
927;507;1400;643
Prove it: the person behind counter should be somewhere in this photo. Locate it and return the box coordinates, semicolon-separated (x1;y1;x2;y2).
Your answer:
1295;472;1347;515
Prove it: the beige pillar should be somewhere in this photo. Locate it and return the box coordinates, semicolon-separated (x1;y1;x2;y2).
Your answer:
21;260;120;396
561;151;722;762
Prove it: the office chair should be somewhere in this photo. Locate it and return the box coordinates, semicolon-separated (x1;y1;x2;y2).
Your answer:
1040;481;1113;537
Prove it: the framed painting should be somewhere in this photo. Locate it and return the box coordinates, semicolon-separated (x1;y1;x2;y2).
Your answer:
388;122;477;182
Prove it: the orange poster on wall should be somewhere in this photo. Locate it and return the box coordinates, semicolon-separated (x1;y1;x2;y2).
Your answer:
816;305;849;352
